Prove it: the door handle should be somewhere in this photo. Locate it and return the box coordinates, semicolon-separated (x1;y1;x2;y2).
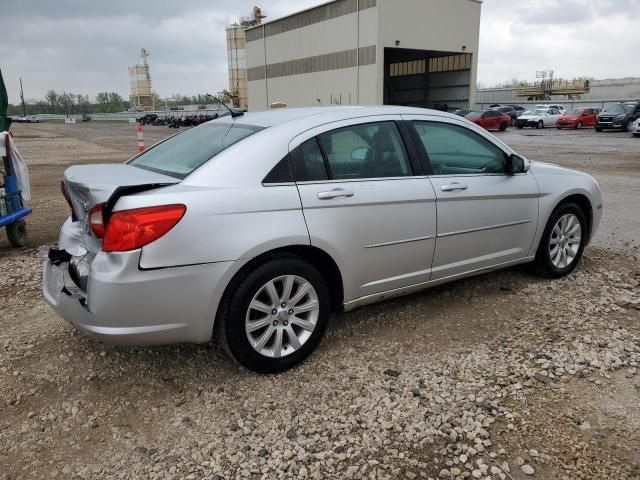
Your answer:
317;188;355;200
440;182;468;192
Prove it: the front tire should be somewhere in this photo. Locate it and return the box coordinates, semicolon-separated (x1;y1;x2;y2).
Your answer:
218;256;331;373
499;122;507;131
537;120;544;129
534;203;587;278
575;121;582;129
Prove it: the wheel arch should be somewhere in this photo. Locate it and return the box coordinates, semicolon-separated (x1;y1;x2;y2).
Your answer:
540;193;593;248
216;245;345;327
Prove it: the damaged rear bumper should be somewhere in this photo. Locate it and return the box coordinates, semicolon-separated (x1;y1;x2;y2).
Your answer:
42;246;234;346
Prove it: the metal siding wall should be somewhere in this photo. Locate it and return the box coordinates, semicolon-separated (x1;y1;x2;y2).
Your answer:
245;0;376;42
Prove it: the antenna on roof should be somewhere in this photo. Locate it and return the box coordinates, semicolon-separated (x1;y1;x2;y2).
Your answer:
206;93;244;118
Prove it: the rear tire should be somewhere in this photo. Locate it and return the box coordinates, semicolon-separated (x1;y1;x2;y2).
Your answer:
534;202;587;278
217;256;331;373
595;127;602;132
575;121;582;129
499;122;507;131
6;219;27;248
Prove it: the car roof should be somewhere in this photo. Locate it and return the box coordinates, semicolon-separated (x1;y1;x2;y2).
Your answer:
207;106;462;129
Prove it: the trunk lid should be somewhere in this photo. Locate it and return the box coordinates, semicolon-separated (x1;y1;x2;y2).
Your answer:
61;164;180;254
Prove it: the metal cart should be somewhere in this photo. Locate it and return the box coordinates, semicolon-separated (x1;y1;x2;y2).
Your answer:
1;134;31;247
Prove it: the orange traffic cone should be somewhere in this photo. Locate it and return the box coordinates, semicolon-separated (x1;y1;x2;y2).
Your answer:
136;122;145;152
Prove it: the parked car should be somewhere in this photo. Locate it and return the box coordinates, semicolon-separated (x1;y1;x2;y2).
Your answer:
507;105;526;117
536;104;566;114
515;107;563;129
137;113;159;125
11;116;38;123
495;106;519;121
630;117;640;137
596;101;640;132
43;106;603;373
556;108;601;129
465;109;512;131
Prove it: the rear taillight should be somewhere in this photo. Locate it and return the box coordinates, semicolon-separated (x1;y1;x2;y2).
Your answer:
89;203;105;238
61;181;77;221
101;204;186;252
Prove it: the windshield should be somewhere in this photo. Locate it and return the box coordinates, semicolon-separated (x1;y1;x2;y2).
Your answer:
570;109;582;115
465;111;485;118
129;123;262;179
603;104;629;114
525;109;547;116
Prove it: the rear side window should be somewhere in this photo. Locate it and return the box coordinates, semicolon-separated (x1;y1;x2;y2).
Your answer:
129;123;262;179
317;122;411;180
291;138;328;182
413;121;506;175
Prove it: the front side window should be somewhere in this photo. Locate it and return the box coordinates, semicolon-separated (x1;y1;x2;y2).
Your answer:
413;121;507;175
129;123;262;179
317;122;412;180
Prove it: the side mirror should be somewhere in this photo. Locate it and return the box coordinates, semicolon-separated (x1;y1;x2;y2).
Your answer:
508;154;530;175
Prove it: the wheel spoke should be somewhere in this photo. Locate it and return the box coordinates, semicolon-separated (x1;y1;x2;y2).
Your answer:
281;275;294;303
293;299;319;314
567;236;581;245
567;223;581;236
549;237;560;246
250;299;273;314
289;282;311;307
285;326;301;350
564;215;575;234
272;328;284;358
264;280;280;307
246;316;273;333
552;247;562;265
552;224;562;238
291;315;315;331
254;325;275;351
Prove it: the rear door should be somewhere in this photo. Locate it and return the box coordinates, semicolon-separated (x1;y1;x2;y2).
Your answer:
291;116;437;302
402;114;539;280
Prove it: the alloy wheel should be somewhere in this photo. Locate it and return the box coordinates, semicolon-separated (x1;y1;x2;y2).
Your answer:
245;275;319;358
549;213;582;269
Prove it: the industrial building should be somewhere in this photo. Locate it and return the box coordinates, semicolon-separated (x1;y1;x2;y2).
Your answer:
477;77;640;105
245;0;481;111
128;48;155;111
225;7;266;108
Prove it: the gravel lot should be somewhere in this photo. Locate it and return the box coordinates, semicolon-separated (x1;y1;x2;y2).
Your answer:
1;122;639;480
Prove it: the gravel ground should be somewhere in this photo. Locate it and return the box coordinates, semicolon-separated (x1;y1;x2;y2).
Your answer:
1;123;639;479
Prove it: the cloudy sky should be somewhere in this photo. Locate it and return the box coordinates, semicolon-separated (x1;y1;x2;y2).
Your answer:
1;0;639;103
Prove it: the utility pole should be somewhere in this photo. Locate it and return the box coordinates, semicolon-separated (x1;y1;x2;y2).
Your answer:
19;78;26;116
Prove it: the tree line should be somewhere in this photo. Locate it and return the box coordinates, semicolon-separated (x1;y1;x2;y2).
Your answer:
8;91;225;116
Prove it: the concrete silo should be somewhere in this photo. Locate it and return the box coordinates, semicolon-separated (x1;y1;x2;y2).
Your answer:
226;7;265;108
129;48;155;111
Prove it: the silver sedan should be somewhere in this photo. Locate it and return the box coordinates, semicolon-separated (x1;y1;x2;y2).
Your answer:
43;106;603;373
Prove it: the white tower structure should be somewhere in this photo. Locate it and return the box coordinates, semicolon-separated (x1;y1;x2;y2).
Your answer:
129;48;155;111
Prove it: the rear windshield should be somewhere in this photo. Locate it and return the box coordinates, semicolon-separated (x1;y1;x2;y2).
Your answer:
129;123;262;179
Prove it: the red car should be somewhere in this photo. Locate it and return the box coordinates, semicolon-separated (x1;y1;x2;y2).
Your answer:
464;110;512;131
556;107;601;129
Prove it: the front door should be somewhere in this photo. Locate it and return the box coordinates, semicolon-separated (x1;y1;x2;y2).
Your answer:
291;117;437;302
403;115;540;280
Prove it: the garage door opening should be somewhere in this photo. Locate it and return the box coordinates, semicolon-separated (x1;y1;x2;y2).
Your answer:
384;48;472;111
